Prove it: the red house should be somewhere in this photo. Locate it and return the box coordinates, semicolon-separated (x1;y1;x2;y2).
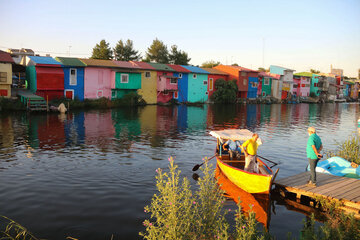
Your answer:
201;68;228;98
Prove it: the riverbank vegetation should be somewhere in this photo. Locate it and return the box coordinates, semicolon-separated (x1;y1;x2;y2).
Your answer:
211;79;238;103
326;134;360;165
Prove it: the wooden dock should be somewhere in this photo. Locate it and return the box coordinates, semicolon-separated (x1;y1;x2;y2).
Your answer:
273;172;360;217
17;90;47;111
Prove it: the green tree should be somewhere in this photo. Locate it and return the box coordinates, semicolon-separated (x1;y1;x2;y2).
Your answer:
310;69;320;74
231;63;239;66
211;79;238;103
114;39;141;61
91;39;113;60
145;38;169;63
168;45;191;65
201;60;221;68
258;67;266;72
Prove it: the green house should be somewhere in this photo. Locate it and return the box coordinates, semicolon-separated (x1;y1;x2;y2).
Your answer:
111;71;141;99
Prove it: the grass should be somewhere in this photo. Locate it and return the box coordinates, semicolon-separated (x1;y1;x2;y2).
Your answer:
326;134;360;165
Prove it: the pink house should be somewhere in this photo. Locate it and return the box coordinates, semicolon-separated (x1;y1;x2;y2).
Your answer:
293;75;310;97
80;59;120;99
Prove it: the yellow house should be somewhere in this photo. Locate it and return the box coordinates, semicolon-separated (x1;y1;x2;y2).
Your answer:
0;50;14;98
131;61;157;104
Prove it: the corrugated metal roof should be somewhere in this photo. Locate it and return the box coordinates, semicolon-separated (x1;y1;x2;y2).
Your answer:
167;64;191;73
181;65;209;74
294;72;314;77
0;50;14;63
147;63;175;72
80;58;119;67
131;61;156;70
258;72;276;78
28;56;61;65
55;57;86;67
114;60;141;69
201;68;228;75
219;65;258;73
266;73;281;80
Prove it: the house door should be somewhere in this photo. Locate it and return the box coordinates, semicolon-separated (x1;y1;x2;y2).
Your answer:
65;90;74;99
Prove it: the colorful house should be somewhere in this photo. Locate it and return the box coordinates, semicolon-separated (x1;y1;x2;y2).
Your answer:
25;56;64;100
147;63;177;103
112;61;141;100
295;72;319;97
55;57;86;101
293;74;311;98
167;64;191;103
258;72;273;97
131;61;157;104
181;65;209;103
247;72;259;99
80;58;119;99
0;50;14;98
201;68;228;99
270;65;295;100
267;73;281;100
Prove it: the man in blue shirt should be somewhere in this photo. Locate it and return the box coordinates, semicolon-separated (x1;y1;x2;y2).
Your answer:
306;127;323;187
223;139;241;160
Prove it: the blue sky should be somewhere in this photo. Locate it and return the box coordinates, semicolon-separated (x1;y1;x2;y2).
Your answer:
1;0;359;77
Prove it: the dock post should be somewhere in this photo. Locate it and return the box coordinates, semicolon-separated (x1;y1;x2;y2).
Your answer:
46;95;49;112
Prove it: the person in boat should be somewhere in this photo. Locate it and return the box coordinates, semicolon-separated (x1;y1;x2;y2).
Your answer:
222;139;241;160
306;127;323;187
240;133;259;173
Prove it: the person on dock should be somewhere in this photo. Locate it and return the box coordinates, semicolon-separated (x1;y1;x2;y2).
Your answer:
241;133;259;173
223;139;241;160
306;127;323;187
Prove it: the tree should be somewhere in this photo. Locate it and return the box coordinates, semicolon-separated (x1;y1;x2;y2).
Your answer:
211;79;238;103
231;63;239;66
310;69;320;74
201;60;221;68
114;39;141;61
145;38;169;63
91;39;113;60
258;67;266;72
168;45;191;65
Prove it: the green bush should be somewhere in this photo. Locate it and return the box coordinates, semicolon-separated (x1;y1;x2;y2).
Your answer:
326;135;360;164
0;98;26;111
211;79;238;103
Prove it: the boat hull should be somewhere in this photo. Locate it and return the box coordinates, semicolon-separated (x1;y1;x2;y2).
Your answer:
217;157;272;194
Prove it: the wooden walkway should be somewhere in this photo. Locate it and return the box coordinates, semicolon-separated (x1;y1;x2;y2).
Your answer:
273;172;360;217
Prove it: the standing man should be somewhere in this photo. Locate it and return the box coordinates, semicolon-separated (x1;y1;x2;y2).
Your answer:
307;127;323;187
241;133;259;173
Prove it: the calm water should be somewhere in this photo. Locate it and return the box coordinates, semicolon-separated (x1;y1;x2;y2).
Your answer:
0;103;359;239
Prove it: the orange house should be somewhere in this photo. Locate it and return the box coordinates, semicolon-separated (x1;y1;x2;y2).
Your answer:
201;68;228;98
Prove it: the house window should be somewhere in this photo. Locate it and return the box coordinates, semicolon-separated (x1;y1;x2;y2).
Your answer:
111;90;116;98
203;80;208;85
0;72;7;82
209;78;213;91
170;78;177;84
241;72;247;77
205;91;209;95
243;79;247;85
262;92;266;97
163;72;167;76
145;72;151;78
121;74;129;83
70;68;77;86
174;91;178;99
179;73;183;78
251;82;258;88
163;91;169;95
97;90;103;98
293;84;298;88
264;78;269;85
193;74;197;79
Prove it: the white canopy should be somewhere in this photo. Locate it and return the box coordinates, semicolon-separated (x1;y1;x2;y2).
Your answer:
209;129;262;145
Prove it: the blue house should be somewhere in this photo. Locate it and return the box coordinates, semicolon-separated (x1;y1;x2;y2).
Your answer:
181;65;209;103
247;76;259;99
55;57;86;101
167;64;191;103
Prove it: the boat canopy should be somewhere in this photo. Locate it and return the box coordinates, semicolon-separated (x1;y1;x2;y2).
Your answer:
209;129;263;145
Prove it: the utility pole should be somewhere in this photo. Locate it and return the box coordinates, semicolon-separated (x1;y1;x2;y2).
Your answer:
262;37;265;68
68;46;72;56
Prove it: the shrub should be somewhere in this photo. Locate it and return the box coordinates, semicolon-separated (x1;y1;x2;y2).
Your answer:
211;79;238;103
326;135;360;164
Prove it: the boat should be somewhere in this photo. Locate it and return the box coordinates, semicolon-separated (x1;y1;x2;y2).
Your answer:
307;156;360;179
210;129;279;194
215;164;271;228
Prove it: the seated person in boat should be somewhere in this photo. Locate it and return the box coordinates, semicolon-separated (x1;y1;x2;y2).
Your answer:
240;133;259;173
222;139;241;160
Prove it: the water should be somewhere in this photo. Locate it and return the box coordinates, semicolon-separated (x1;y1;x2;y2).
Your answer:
0;103;359;239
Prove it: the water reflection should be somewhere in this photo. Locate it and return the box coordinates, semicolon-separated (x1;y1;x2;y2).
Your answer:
0;103;359;239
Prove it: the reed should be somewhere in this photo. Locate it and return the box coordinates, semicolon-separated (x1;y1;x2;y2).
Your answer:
326;134;360;164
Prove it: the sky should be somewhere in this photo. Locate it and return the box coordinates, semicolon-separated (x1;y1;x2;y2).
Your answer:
1;0;359;77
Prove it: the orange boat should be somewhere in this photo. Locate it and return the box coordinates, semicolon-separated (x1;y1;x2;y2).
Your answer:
210;129;279;194
215;164;271;228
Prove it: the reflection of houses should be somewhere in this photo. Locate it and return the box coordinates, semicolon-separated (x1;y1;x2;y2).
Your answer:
112;61;141;100
167;64;191;103
64;112;85;146
157;106;178;133
270;65;295;100
186;105;208;131
132;61;157;104
0;50;15;98
213;65;258;99
201;68;228;99
111;108;141;141
148;63;177;104
80;58;118;99
55;57;86;101
25;56;64;100
84;111;115;148
181;65;209;103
